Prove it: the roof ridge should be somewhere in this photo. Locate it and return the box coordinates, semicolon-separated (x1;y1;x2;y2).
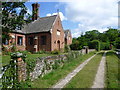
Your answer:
38;15;57;20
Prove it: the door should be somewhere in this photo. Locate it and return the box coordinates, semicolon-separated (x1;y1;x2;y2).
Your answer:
57;40;60;51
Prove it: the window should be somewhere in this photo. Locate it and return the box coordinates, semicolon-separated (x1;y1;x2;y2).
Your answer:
17;36;23;45
28;37;34;45
69;37;71;40
3;39;9;45
57;30;60;36
41;36;46;45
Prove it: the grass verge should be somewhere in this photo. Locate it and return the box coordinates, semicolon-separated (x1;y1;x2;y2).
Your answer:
2;54;53;66
64;52;104;88
105;51;119;88
28;51;97;88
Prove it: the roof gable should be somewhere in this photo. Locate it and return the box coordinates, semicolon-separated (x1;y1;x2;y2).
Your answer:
64;30;71;38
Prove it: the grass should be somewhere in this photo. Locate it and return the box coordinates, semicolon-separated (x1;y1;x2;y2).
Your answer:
64;52;104;88
28;51;97;88
2;54;53;66
2;55;10;66
105;51;119;88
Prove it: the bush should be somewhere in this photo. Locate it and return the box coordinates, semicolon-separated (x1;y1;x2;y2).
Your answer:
100;42;110;50
64;45;71;53
19;81;32;88
51;50;60;55
70;43;80;50
2;51;11;55
11;45;16;52
2;46;11;55
52;60;59;69
25;58;36;80
90;40;100;51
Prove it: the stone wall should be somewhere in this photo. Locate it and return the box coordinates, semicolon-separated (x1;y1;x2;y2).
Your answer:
78;49;96;55
88;49;96;53
30;51;82;81
30;54;68;81
29;49;95;81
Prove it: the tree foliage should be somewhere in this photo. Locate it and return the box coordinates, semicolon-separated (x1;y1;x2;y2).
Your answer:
2;2;32;43
70;29;120;50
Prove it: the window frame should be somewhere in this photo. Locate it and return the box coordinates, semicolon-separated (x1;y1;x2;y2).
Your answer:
3;39;9;45
28;37;34;45
57;29;61;36
17;36;23;45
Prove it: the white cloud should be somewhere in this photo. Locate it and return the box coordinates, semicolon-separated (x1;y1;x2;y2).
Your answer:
46;13;52;16
72;32;81;38
63;0;118;37
46;12;67;21
72;23;108;38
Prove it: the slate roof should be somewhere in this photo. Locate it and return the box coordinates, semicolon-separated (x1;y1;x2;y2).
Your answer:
13;15;57;34
64;30;71;38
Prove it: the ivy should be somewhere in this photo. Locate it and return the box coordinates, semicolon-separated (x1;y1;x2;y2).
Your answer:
25;58;36;80
2;52;26;88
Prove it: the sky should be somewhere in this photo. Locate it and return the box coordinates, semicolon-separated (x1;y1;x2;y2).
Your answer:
24;0;119;37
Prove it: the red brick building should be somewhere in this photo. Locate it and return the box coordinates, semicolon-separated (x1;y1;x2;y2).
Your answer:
64;30;72;45
3;3;72;52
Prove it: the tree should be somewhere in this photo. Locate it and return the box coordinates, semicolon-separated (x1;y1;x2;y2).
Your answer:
84;30;100;41
2;2;32;43
70;38;80;50
105;29;119;42
114;37;120;49
91;40;100;51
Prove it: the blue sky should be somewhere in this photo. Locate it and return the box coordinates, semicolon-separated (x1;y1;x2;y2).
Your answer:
25;0;119;37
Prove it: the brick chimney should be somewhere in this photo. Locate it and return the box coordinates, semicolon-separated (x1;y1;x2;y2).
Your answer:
32;3;40;21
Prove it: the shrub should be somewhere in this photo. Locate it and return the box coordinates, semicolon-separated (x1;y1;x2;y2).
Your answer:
52;60;59;69
19;81;32;88
100;42;110;50
64;45;71;53
11;45;16;52
90;40;100;51
25;58;36;80
2;51;11;55
2;46;11;55
51;49;60;55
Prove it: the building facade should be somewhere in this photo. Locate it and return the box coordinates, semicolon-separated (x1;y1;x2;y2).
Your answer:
3;3;72;52
64;30;72;45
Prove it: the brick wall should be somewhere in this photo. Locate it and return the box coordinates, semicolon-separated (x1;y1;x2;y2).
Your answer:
4;15;65;52
65;34;72;45
3;33;26;51
15;33;26;51
26;32;51;52
51;15;65;51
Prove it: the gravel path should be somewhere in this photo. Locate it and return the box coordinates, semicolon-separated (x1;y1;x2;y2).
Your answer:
91;51;107;88
52;53;97;88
